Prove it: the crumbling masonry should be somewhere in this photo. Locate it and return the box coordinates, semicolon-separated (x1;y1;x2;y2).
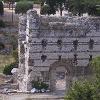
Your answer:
18;10;100;92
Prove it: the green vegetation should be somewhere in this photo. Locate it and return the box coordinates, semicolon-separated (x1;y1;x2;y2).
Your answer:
0;0;4;15
0;55;15;73
68;0;100;16
65;81;100;100
3;0;100;16
41;0;65;16
91;56;100;80
15;1;33;14
0;20;5;28
40;0;100;16
40;5;51;15
65;56;100;100
3;62;18;75
31;81;49;90
15;0;41;4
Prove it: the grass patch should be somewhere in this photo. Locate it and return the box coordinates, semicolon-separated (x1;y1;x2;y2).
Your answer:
0;54;15;73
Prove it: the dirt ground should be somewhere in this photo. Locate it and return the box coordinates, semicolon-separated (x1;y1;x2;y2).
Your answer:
0;74;6;85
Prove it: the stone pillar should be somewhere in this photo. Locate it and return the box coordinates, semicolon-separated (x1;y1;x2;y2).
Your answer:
18;15;27;91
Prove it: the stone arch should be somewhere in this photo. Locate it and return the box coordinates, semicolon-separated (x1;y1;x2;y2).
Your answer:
49;59;74;92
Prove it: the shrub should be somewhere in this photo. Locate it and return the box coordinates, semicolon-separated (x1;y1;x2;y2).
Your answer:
3;62;18;75
31;81;49;90
0;20;5;27
65;81;99;100
0;0;4;16
15;1;33;14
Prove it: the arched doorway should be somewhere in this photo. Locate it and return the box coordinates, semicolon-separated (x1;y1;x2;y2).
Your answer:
49;59;74;92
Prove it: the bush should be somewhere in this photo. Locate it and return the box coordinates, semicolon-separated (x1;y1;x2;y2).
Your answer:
3;62;18;75
0;20;5;27
0;0;4;16
65;81;99;100
15;1;33;14
31;81;49;90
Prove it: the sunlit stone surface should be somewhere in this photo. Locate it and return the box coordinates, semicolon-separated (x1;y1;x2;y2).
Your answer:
18;9;100;92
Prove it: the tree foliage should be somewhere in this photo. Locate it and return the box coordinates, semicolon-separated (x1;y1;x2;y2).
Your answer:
0;0;4;15
40;0;100;16
15;1;33;14
65;56;100;100
65;81;100;100
68;0;100;16
91;56;100;79
40;0;66;16
40;5;51;15
3;62;18;75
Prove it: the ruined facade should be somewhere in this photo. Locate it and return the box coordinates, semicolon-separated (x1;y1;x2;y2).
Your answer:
18;10;100;92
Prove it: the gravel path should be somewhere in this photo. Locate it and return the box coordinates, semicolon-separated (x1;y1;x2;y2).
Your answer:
0;93;64;100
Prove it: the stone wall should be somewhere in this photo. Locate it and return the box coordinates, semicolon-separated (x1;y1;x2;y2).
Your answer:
18;10;100;92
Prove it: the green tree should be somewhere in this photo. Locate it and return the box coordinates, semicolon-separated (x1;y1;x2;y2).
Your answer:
65;81;100;100
40;5;50;15
0;0;4;15
55;0;66;16
65;56;100;100
41;0;66;16
15;0;41;4
15;1;33;14
68;0;86;16
68;0;100;16
83;0;100;16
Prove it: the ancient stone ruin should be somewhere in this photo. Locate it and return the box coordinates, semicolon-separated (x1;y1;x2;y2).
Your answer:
18;10;100;93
